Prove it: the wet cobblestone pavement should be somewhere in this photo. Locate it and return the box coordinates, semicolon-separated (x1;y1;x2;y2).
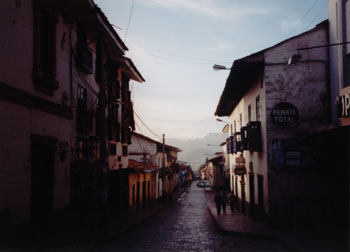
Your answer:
99;183;294;252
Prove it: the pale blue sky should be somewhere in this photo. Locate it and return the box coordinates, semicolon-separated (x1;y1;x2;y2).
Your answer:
95;0;328;140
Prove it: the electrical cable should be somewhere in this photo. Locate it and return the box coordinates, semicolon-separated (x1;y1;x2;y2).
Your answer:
285;0;318;37
134;110;161;140
124;0;135;42
306;1;328;30
131;48;225;65
134;121;148;154
128;43;232;64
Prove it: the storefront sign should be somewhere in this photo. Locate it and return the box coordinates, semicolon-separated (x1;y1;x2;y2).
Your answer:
336;93;350;118
271;102;299;128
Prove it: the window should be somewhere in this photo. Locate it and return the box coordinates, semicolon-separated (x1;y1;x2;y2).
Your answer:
248;104;251;123
345;53;350;87
77;85;87;108
32;4;58;95
76;138;88;161
122;145;128;156
234;120;236;133
77;26;93;74
239;113;242;129
109;143;116;156
257;175;264;207
256;95;261;121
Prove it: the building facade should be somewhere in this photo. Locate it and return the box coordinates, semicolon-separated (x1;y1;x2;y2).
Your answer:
215;21;347;227
0;0;143;226
329;0;350;126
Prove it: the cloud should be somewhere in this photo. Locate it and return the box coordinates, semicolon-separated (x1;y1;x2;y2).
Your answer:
137;0;271;21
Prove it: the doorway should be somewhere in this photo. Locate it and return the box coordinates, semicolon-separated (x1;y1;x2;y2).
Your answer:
249;174;255;218
30;135;56;222
241;177;246;214
136;181;140;210
142;181;146;208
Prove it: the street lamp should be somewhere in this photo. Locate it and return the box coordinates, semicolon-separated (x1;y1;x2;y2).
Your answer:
216;118;228;123
288;41;350;65
213;64;231;71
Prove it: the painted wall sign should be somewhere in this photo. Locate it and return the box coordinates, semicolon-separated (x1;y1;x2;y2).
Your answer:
336;93;350;118
271;102;299;128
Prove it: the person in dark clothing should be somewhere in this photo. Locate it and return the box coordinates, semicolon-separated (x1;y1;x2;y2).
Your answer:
222;191;227;214
214;191;222;215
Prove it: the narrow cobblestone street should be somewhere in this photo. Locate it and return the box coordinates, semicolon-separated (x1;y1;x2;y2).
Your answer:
99;183;294;252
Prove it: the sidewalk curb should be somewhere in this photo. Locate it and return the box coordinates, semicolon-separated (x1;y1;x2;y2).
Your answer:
94;186;188;249
205;190;298;251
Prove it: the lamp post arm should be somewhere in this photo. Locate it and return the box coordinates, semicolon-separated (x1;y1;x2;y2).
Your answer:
298;41;350;51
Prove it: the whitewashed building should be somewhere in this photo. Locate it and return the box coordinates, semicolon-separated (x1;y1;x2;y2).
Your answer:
215;21;346;226
129;132;163;200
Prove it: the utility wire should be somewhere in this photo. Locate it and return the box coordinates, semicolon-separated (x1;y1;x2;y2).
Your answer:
306;1;328;30
124;0;135;42
128;43;232;64
134;121;148;154
131;48;219;65
286;0;318;37
134;110;161;140
131;48;230;65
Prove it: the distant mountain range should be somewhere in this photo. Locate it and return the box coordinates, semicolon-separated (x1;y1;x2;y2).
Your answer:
167;133;227;171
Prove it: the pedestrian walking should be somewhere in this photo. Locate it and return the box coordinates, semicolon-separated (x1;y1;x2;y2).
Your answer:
229;191;235;214
214;190;222;215
222;191;227;214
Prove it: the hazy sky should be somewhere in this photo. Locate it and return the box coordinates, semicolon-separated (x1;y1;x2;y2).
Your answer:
95;0;328;140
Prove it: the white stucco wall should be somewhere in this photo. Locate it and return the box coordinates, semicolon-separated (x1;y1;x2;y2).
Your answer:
129;134;158;164
228;77;269;212
226;23;329;217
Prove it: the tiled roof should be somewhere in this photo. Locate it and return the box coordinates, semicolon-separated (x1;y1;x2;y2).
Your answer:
128;159;158;171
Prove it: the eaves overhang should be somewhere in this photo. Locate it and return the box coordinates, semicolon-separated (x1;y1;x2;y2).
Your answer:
89;0;128;53
214;20;328;117
215;58;264;117
116;56;145;83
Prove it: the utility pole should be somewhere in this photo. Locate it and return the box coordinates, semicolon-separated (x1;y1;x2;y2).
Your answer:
162;133;166;197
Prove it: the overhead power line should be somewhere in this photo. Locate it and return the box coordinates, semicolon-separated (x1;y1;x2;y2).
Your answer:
285;0;318;37
306;1;328;30
124;0;135;42
128;43;232;64
131;47;231;65
134;110;161;140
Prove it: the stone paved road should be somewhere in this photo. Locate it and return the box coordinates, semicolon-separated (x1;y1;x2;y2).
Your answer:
99;183;294;252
